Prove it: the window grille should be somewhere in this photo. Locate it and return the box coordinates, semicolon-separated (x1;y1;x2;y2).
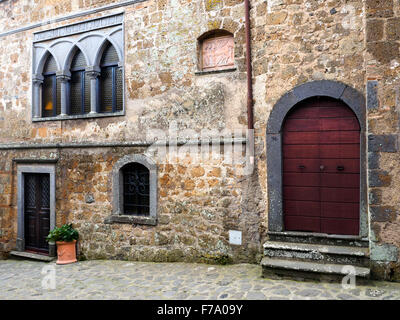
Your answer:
122;163;150;216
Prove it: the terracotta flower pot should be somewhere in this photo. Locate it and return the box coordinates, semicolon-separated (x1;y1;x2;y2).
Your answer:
56;240;77;265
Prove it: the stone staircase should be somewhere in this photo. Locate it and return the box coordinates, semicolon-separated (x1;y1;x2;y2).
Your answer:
261;231;370;282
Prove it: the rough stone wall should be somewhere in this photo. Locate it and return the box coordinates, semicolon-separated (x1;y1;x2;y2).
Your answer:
365;0;400;281
250;0;366;236
0;151;14;258
0;0;263;264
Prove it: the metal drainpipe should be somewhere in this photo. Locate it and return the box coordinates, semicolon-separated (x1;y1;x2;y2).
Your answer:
245;0;254;130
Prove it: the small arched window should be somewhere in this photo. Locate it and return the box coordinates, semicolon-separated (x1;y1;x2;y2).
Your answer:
69;50;90;115
199;30;234;72
42;54;61;117
99;42;122;113
122;162;150;216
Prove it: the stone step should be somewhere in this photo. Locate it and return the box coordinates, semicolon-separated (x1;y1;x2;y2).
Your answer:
10;251;55;262
261;257;370;282
263;241;370;267
268;231;369;247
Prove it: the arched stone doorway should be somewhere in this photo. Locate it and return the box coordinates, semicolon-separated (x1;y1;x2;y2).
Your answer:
266;80;367;237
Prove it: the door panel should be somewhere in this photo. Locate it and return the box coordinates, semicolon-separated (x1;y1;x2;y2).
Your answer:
319;144;360;159
282;97;360;235
320;173;360;188
24;173;50;253
320;187;360;203
283;173;320;187
285;216;320;233
321;218;359;235
283;145;319;159
284;200;321;217
283;186;320;201
321;202;359;219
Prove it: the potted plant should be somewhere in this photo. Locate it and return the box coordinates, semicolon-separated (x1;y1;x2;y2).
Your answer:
46;223;79;265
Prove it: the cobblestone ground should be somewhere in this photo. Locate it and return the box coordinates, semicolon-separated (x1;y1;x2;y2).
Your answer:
1;259;400;300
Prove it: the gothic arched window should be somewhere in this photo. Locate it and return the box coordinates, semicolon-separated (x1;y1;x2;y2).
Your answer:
69;50;90;115
42;54;61;117
99;42;123;113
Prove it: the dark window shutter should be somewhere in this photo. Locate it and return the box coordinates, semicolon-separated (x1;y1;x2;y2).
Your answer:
43;55;57;74
56;77;61;116
116;67;123;112
84;74;91;114
100;66;113;113
69;50;90;114
71;50;86;70
70;71;83;115
99;42;122;113
100;43;119;66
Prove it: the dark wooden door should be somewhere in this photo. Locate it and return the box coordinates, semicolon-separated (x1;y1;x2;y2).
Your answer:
282;97;360;235
24;173;50;253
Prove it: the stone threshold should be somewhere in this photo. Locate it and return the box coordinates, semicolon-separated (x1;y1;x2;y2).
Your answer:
195;67;237;76
10;251;55;262
263;241;369;257
261;257;370;278
268;231;368;241
104;215;157;226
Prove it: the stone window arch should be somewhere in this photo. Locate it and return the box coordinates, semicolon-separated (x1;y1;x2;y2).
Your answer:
197;29;235;72
266;80;368;237
105;154;158;226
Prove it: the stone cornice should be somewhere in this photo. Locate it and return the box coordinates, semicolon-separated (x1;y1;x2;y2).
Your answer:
33;13;123;43
0;0;146;39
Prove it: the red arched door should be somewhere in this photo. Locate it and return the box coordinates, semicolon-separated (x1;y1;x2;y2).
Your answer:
282;97;360;235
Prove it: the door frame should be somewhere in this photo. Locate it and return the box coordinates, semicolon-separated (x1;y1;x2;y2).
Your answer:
16;164;56;255
266;80;368;238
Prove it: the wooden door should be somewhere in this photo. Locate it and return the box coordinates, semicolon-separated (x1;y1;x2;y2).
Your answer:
24;173;50;254
282;97;360;235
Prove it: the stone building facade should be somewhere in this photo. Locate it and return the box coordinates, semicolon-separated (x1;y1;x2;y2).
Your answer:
0;0;399;281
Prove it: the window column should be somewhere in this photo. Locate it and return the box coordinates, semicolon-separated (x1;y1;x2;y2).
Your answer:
32;74;43;118
86;67;100;114
56;73;70;116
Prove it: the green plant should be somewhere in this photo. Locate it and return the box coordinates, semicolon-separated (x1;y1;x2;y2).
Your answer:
46;223;79;243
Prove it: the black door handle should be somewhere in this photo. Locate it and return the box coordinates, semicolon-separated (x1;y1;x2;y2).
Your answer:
337;166;344;171
298;165;305;170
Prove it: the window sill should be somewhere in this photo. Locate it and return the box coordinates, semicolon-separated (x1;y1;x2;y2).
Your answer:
104;214;157;226
32;111;125;122
195;67;237;76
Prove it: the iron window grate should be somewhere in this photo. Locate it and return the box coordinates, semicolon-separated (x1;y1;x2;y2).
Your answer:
122;163;150;216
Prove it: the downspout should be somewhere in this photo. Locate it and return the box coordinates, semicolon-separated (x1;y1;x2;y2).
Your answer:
245;0;253;130
244;0;255;173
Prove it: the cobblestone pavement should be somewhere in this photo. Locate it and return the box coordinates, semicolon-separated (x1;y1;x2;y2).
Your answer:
1;259;400;300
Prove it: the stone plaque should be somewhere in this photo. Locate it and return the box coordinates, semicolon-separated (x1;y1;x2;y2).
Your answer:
202;35;234;71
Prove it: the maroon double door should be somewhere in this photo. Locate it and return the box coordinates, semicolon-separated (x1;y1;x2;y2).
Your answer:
282;97;360;235
24;173;50;254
